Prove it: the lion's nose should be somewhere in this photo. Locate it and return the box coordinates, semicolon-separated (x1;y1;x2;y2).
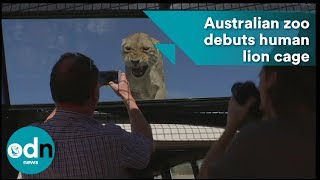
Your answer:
131;60;140;66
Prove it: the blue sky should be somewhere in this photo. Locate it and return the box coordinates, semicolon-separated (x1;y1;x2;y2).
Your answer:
2;18;261;105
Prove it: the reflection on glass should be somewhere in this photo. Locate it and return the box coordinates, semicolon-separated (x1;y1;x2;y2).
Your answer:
2;18;261;105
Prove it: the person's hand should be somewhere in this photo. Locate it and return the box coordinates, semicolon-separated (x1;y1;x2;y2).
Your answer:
109;73;134;102
226;96;256;132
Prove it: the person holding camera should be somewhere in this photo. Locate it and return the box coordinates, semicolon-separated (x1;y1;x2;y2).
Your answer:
20;52;154;179
198;66;315;179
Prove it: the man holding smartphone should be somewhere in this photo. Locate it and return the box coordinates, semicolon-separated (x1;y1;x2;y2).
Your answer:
20;52;153;179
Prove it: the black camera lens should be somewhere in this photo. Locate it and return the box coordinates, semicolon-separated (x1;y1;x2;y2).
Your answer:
231;81;262;124
231;82;245;105
231;81;259;105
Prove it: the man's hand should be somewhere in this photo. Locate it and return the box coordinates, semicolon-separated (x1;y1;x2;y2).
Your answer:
198;96;256;179
226;96;256;132
109;72;153;144
109;73;133;102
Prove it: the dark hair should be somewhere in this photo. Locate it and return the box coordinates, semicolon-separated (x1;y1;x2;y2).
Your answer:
262;66;316;119
50;52;99;105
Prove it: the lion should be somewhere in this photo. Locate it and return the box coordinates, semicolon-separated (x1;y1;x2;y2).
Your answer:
121;32;166;100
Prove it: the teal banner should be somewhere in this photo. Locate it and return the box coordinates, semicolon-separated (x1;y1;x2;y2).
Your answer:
144;11;316;66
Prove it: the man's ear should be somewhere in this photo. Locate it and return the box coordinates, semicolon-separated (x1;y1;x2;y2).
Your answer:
151;37;160;53
92;84;100;103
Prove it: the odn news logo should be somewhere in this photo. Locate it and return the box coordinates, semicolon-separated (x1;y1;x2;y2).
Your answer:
7;126;55;174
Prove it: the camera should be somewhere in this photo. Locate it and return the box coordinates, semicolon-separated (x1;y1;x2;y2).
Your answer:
231;81;262;124
99;70;119;86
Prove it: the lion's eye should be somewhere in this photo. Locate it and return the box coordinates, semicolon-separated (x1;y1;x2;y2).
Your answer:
143;47;150;51
125;47;131;51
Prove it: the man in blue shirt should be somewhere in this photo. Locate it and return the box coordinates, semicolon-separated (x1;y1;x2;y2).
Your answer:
21;52;153;179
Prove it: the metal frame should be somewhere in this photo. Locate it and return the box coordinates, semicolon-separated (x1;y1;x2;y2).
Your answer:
1;10;148;19
1;20;10;107
1;3;315;108
7;97;229;127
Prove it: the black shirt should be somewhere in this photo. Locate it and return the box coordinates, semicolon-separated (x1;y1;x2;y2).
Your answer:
208;119;315;179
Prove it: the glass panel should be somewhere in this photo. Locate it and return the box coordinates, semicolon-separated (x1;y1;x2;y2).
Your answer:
2;19;261;105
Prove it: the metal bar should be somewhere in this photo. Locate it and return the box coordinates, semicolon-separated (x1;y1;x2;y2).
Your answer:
14;3;56;12
1;10;147;19
159;3;171;10
1;20;11;106
7;96;229;108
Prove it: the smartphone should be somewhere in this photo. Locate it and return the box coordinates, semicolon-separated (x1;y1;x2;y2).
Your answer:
99;70;119;86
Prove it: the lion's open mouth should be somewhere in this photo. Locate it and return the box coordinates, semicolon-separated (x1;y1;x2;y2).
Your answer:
131;65;148;78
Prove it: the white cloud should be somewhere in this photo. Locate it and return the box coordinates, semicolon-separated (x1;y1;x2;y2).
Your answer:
72;20;115;36
87;21;96;32
74;22;85;33
13;23;24;41
47;34;67;51
13;46;58;77
43;23;67;51
57;35;66;46
13;46;42;71
16;23;24;30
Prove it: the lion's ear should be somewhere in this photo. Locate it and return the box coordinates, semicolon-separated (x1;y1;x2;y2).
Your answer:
121;38;127;47
151;37;160;53
151;37;160;44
